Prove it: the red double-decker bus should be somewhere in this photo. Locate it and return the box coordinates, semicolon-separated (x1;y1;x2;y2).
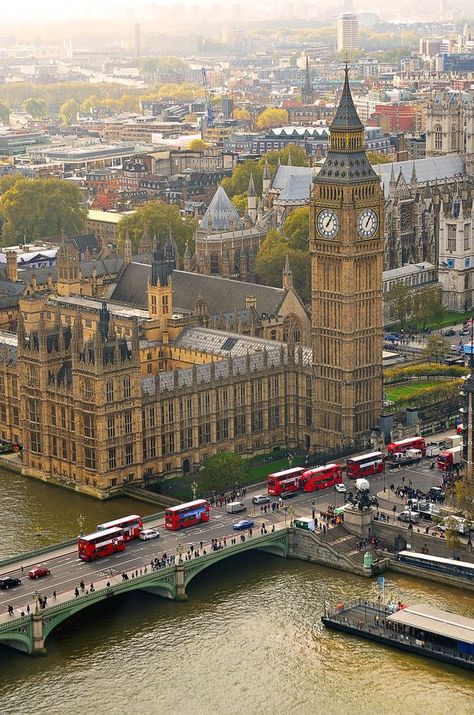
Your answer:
345;452;385;479
300;464;343;492
78;527;126;561
96;514;143;541
387;437;426;457
165;499;210;531
267;467;305;496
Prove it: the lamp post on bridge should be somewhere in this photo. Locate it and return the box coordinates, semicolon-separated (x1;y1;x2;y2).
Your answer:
34;591;41;615
77;514;85;537
288;506;295;527
176;542;184;565
191;481;198;500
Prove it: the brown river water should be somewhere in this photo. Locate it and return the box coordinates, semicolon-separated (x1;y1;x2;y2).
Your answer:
0;469;472;715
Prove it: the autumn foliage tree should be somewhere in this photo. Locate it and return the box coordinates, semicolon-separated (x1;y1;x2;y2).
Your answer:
256;107;289;129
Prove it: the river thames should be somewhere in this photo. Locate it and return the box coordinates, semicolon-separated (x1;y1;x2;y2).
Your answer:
0;470;472;715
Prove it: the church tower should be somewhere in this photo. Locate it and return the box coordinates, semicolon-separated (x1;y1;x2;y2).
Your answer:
310;64;384;451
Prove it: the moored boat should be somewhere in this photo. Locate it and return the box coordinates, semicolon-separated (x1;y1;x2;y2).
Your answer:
321;600;474;671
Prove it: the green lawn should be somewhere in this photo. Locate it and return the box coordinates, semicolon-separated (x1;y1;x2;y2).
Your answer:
389;310;471;332
385;381;439;402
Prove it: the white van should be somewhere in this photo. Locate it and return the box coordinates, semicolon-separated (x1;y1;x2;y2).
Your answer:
397;510;420;524
226;501;246;514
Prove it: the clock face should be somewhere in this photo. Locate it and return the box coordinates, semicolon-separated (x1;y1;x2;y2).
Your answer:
357;208;379;239
317;209;339;239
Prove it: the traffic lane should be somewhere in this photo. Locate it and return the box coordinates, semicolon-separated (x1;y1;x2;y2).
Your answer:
0;508;291;609
0;458;447;606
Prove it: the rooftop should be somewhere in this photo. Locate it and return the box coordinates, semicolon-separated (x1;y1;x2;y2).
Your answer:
388;604;474;645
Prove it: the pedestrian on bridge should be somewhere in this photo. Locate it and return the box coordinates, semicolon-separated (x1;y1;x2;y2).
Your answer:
53;590;57;601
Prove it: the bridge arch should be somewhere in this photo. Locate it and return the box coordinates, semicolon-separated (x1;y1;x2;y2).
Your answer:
183;533;288;590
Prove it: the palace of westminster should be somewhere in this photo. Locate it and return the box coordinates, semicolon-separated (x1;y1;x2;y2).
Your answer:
0;70;472;497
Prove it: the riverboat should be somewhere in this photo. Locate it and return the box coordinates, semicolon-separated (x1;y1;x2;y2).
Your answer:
321;600;474;671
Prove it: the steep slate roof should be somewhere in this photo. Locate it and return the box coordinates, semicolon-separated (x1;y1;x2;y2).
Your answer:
379;154;465;195
330;65;364;130
277;172;313;202
199;185;243;232
271;165;313;192
110;265;287;317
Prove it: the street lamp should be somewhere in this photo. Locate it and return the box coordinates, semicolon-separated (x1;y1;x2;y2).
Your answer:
191;481;198;500
34;591;41;615
288;505;295;527
176;542;184;565
77;513;85;537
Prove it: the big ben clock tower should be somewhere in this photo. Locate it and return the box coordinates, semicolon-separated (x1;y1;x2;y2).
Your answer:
310;64;384;451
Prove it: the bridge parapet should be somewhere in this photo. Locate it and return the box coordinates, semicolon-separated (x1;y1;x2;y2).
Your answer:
0;526;289;656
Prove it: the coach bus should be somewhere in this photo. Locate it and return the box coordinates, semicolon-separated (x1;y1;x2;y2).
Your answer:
96;514;143;541
267;467;305;496
300;464;343;492
164;499;210;531
345;452;385;479
77;527;126;561
397;551;474;581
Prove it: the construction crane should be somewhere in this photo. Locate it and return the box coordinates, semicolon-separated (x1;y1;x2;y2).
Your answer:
201;67;216;128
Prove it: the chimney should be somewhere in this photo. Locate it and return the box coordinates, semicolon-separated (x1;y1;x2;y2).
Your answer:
245;295;256;311
6;251;18;282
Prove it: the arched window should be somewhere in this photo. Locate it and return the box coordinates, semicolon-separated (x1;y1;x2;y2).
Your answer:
434;124;442;152
451;124;458;151
283;314;302;345
464;273;471;290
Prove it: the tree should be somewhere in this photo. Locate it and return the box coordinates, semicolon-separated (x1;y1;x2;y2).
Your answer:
387;282;412;329
59;99;79;125
0;178;86;242
454;471;474;544
283;207;309;251
366;151;392;165
232;193;248;216
80;95;101;115
117;201;195;258
413;286;445;330
234;108;251;121
255;229;311;303
221;160;263;198
0;174;21;196
258;144;308;168
443;516;462;554
188;138;208;152
22;97;47;119
422;334;450;363
199;452;249;492
256;107;289;129
0;102;10;124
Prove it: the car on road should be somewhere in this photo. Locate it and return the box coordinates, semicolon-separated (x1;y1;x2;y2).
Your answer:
233;519;255;531
450;344;462;352
0;576;21;590
252;495;270;505
334;483;347;493
140;528;159;541
461;327;471;336
28;565;51;579
445;328;456;337
280;490;298;500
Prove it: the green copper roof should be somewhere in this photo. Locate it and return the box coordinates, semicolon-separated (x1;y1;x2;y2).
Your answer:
330;64;364;131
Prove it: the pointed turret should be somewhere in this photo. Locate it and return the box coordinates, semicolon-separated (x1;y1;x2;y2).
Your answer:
262;157;271;195
247;173;257;224
410;161;417;189
282;254;293;290
183;240;192;272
